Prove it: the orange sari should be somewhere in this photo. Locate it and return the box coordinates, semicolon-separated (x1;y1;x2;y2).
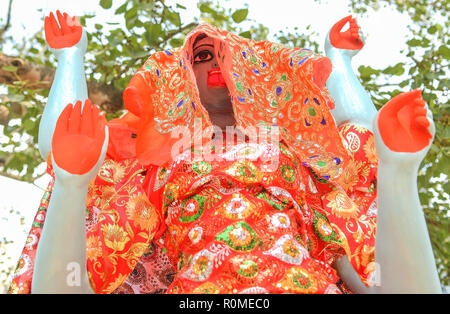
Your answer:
9;24;377;294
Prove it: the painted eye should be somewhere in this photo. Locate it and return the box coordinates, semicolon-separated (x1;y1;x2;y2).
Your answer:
194;50;213;64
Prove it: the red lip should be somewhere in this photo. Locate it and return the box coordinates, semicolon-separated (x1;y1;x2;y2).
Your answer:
207;67;227;87
208;67;222;75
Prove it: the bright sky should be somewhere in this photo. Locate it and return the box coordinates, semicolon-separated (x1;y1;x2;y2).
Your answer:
0;0;414;292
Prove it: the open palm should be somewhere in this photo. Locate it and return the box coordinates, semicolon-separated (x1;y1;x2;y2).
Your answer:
52;100;107;175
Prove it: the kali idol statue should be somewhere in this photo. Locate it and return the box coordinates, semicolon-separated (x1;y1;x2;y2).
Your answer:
9;11;441;294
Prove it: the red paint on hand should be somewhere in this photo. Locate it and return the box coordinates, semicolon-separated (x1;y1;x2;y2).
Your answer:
52;99;107;174
44;10;82;49
378;90;433;153
329;15;364;50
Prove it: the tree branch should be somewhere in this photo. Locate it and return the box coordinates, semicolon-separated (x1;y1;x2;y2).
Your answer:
0;52;124;113
0;0;13;42
163;22;198;42
0;170;47;191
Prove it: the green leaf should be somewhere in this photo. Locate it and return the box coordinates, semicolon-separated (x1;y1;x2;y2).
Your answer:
125;7;138;30
166;11;181;27
199;3;214;14
382;63;405;76
169;37;184;47
406;38;424;47
358;65;380;79
145;23;162;46
232;8;248;23
239;31;252;39
115;2;128;14
23;119;34;132
399;80;409;88
438;45;450;59
100;0;113;9
428;25;437;34
2;65;17;72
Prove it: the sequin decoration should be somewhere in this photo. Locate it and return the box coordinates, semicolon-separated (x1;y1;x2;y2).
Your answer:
263;235;309;265
313;210;340;243
276;267;318;293
224;159;263;184
216;222;262;252
192;161;212;175
181;249;215;281
271;213;291;228
215;193;255;220
188;226;203;244
179;194;206;223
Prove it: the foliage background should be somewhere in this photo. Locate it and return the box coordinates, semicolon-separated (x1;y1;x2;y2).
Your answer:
0;0;448;291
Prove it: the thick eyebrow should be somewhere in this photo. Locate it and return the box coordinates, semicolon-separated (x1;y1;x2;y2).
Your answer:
193;44;214;54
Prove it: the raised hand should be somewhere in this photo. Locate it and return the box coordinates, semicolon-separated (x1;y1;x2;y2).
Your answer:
329;15;364;51
52;100;108;180
33;98;105;294
376;89;434;155
325;15;377;130
44;10;83;49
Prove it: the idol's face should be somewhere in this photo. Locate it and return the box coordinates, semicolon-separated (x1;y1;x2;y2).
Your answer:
192;36;231;112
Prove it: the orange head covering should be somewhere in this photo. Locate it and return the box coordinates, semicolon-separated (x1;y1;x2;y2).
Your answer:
114;24;350;186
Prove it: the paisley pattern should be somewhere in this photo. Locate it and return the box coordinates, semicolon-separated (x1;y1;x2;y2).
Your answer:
157;125;376;293
262;235;310;265
9;123;377;295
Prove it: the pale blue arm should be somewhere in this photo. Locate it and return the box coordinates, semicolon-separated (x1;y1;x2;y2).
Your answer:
324;18;442;293
325;29;377;131
32;17;100;293
37;29;88;160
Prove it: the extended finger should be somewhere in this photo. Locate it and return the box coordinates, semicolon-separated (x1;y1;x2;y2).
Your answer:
64;12;82;35
81;99;94;137
67;15;81;29
67;15;78;32
415;116;430;129
351;25;360;35
68;100;82;133
54;103;73;139
49;12;62;37
56;10;70;35
333;15;352;33
413;97;426;108
44;16;54;43
414;106;427;116
389;89;422;111
92;105;106;137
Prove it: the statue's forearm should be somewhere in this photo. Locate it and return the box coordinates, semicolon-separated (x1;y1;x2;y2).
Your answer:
325;48;377;131
38;47;88;160
336;161;442;294
372;161;441;293
325;15;440;294
31;180;93;293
